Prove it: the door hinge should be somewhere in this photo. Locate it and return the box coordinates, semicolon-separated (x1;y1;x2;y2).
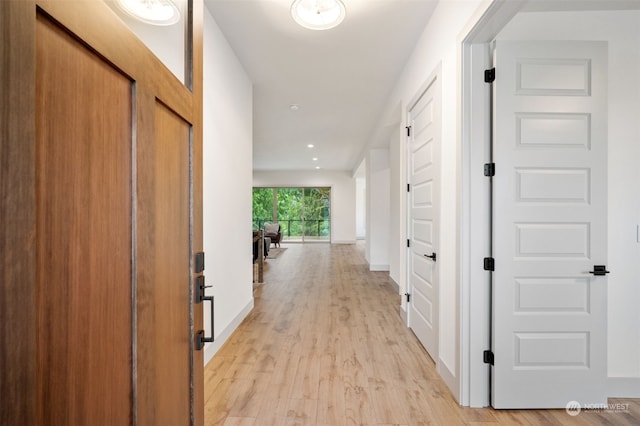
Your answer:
484;163;495;177
405;293;411;303
483;257;495;271
483;350;494;365
407;183;410;192
407;239;411;248
406;125;412;137
484;68;495;83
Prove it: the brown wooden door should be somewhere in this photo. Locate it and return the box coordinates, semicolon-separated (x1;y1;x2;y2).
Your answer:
0;1;204;425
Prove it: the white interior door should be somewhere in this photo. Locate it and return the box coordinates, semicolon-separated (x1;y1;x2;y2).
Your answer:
407;75;440;360
492;41;608;408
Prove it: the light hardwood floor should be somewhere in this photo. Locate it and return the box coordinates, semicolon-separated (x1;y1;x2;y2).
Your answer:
204;243;640;425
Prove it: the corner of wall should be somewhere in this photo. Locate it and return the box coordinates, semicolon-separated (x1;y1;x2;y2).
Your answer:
204;298;254;366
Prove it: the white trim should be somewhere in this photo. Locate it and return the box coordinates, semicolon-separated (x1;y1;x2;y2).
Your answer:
369;264;389;272
608;377;640;398
203;298;254;366
438;357;459;399
458;0;525;407
331;240;357;244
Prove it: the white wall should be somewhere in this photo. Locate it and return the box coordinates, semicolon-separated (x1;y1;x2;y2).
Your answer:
252;170;356;244
355;177;366;239
203;7;254;364
361;0;486;399
388;129;402;286
496;9;640;380
366;149;390;271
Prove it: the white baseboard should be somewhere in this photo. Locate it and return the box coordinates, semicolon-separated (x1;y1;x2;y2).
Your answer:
608;377;640;398
332;240;357;244
369;264;389;271
438;358;460;404
203;298;254;366
399;306;408;324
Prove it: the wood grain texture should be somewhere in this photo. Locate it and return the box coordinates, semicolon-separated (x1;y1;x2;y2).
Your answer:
2;0;205;424
0;2;37;425
35;13;132;425
137;100;191;425
37;0;193;123
192;2;205;425
205;243;640;425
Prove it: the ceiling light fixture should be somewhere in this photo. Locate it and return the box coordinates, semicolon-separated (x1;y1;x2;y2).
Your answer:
315;166;321;170
291;0;346;31
289;104;300;111
115;0;181;26
312;157;318;161
307;144;315;148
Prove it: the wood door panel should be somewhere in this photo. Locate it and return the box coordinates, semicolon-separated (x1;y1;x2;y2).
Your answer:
137;101;191;425
2;1;204;424
35;13;132;425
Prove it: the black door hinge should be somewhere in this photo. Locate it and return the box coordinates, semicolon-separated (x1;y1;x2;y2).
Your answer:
483;257;495;271
483;350;494;365
405;293;411;303
407;183;410;192
407;239;410;248
406;125;412;137
484;68;495;83
484;163;495;177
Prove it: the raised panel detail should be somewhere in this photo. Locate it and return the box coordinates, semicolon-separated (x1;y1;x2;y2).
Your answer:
516;58;591;96
515;223;590;259
516;168;590;203
411;139;433;174
516;113;590;148
411;290;433;327
515;333;589;368
412;219;433;245
515;278;590;313
413;98;434;136
412;253;434;287
412;180;433;207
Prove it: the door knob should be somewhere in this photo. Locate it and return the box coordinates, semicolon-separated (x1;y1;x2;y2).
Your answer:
589;265;610;276
423;253;437;261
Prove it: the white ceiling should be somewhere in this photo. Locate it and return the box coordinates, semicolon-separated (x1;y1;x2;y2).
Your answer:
204;0;438;172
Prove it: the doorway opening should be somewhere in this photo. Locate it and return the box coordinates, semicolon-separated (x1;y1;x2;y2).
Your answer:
253;186;331;243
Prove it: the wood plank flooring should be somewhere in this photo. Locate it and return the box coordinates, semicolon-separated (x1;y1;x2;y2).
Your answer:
204;243;640;425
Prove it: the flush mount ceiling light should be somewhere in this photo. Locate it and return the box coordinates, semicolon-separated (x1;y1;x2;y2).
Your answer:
291;0;346;31
115;0;180;26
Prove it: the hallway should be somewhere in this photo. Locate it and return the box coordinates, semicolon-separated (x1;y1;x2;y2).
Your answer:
204;243;639;425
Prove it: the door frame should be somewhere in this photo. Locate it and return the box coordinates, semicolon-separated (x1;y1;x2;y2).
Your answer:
459;0;640;407
404;64;441;365
459;0;533;407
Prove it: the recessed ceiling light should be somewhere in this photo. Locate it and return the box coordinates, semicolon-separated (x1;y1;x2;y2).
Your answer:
312;157;318;161
115;0;181;26
291;0;346;31
307;144;314;148
289;104;299;111
315;166;321;169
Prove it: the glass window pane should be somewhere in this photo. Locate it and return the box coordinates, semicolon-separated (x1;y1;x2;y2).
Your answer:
105;0;190;86
252;188;273;230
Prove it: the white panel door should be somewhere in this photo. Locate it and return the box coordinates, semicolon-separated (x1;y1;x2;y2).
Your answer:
407;75;440;360
492;41;608;408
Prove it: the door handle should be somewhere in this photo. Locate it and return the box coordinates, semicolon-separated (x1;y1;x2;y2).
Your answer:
423;253;437;262
589;265;610;276
195;275;214;351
